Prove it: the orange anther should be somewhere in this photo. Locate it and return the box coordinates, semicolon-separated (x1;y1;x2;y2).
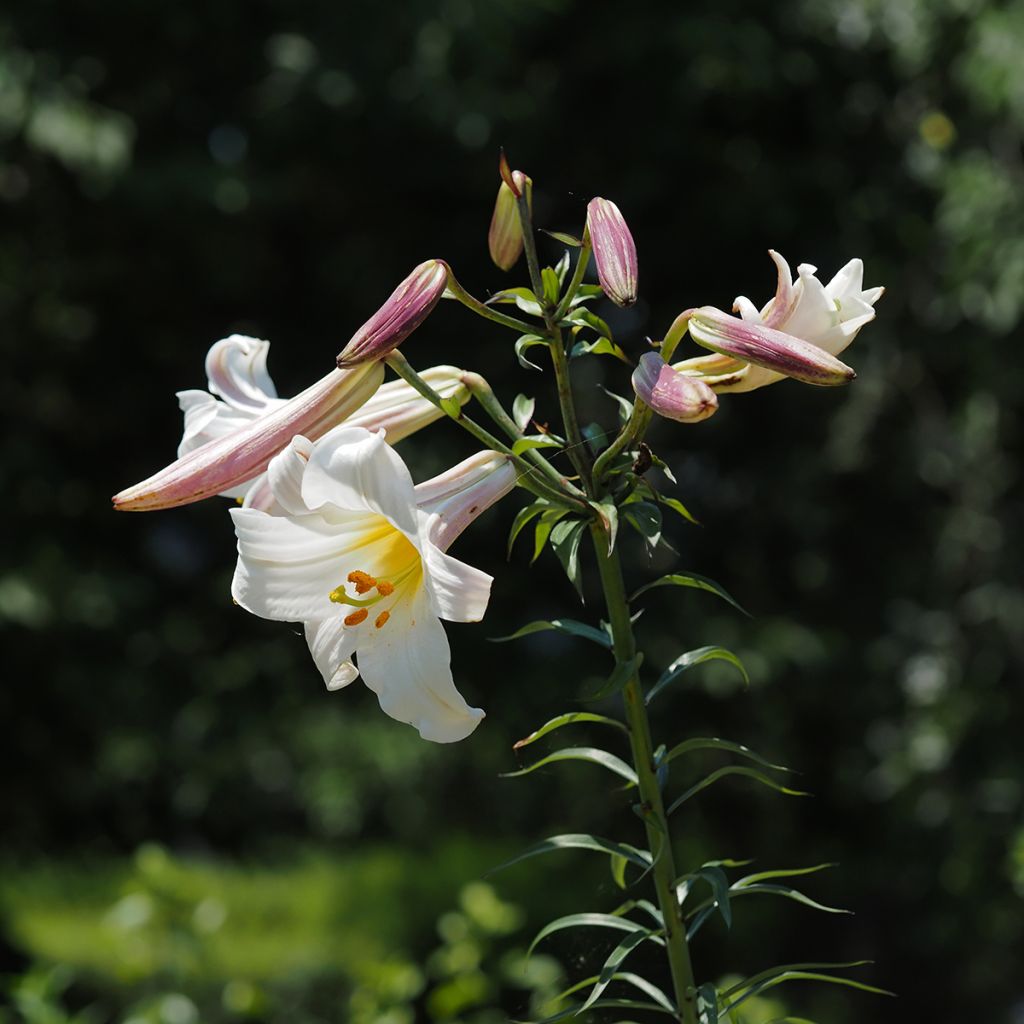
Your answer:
347;570;377;595
375;610;390;629
375;580;395;596
343;608;369;626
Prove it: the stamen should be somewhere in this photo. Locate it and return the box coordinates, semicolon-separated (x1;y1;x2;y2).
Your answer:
376;580;395;596
347;570;377;595
344;609;368;626
375;610;390;629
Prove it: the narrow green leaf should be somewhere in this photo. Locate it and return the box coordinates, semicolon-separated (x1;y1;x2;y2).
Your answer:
729;882;850;915
553;250;572;285
697;983;719;1024
723;971;894;1014
647;647;749;704
515;333;548;372
515;998;676;1024
488;833;652;876
658;494;699;525
623;501;662;548
512;393;536;432
675;867;732;928
551;973;676;1015
571;336;632;365
489;617;611;648
734;863;837;885
666;766;810;815
527;913;656;956
512;435;563;455
610;853;630;890
532;507;568;563
502;746;638;786
631;573;750;616
439;395;463;418
550;518;586;598
507;501;548;558
580;930;655;1011
600;386;634;424
541;266;561;306
665;737;791;773
513;712;628;749
543;229;583;248
719;961;874;1001
583;654;643;703
591;500;619;554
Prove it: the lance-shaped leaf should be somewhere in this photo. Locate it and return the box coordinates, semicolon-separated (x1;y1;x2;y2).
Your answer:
632;573;749;616
112;361;385;511
721;962;894;1015
647;647;749;704
516;997;677;1024
513;712;628;749
490;618;611;648
336;259;449;367
489;834;652;875
580;929;662;1011
665;737;791;773
555;972;676;1015
688;306;856;386
666;766;809;815
527;913;663;956
502;747;638;786
632;352;718;423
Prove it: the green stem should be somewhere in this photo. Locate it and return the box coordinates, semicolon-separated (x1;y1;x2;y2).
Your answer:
551;241;591;323
516;191;547;306
589;522;700;1024
592;400;653;486
445;271;539;335
385;352;585;512
547;327;595;494
658;309;694;364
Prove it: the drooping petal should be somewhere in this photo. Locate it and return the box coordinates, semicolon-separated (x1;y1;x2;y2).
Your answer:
631;352;718;423
205;335;279;411
761;250;797;328
421;540;493;622
356;588;484;743
301;426;420;539
304;617;360;691
255;434;315;517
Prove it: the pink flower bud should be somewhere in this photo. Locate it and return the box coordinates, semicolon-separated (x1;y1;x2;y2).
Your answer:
488;170;532;271
112;361;385;511
586;197;638;308
688;306;856;386
336;260;449;368
631;352;718;423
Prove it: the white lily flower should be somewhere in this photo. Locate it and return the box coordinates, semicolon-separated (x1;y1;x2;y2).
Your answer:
230;426;515;743
175;334;471;503
673;251;883;393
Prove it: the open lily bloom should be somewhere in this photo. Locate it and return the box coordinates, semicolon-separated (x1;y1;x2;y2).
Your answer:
230;426;515;743
673;251;883;393
115;335;469;510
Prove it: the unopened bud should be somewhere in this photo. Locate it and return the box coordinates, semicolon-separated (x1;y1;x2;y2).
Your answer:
488;170;532;271
631;352;718;423
586;197;638;308
336;260;449;368
688;306;856;387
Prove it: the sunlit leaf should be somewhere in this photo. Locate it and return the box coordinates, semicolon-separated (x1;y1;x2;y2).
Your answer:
489;833;652;875
580;930;656;1010
571;336;632;364
622;501;662;548
489;617;611;648
665;737;791;773
541;266;561;306
543;230;583;248
631;573;749;616
646;647;749;704
583;654;643;702
533;507;569;563
666;766;809;815
507;501;549;558
728;882;850;915
515;333;549;371
513;393;536;432
516;997;676;1024
513;712;628;748
719;961;875;1001
734;863;837;885
723;968;894;1015
512;435;563;455
550;518;586;597
527;913;660;956
502;746;639;786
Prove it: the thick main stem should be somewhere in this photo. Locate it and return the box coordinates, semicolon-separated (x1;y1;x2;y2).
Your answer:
589;523;700;1024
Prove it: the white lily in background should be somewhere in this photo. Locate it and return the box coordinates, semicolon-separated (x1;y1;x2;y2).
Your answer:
673;251;883;392
115;335;470;510
230;426;516;743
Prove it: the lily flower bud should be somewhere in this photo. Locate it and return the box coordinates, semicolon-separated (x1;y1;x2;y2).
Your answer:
586;197;638;308
336;259;449;368
414;450;518;552
112;361;384;511
488;169;532;271
687;306;856;387
631;352;718;423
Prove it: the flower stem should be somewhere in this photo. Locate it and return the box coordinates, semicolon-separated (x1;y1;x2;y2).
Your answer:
385;351;587;513
445;272;540;336
547;327;595;493
592;399;653;485
516;191;547;306
551;240;591;323
589;521;700;1024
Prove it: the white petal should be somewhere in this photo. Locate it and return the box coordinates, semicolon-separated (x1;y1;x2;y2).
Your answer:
304;617;360;690
205;335;279;411
421;539;493;622
712;364;781;393
302;427;420;539
732;295;761;322
862;286;885;305
230;505;383;623
823;258;864;304
779;265;837;342
262;435;315;516
357;589;484;743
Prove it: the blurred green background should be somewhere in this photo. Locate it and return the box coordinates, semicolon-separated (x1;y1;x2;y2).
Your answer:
1;0;1022;1021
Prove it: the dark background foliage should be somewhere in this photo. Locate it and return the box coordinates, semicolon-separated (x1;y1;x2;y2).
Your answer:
1;1;1022;1022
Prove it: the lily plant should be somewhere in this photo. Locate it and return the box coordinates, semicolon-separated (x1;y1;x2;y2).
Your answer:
114;153;888;1024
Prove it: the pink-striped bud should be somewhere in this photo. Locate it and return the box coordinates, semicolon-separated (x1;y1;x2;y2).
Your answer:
112;361;384;511
415;450;517;552
336;260;449;368
631;352;718;424
586;197;638;308
488;170;532;271
688;306;856;387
